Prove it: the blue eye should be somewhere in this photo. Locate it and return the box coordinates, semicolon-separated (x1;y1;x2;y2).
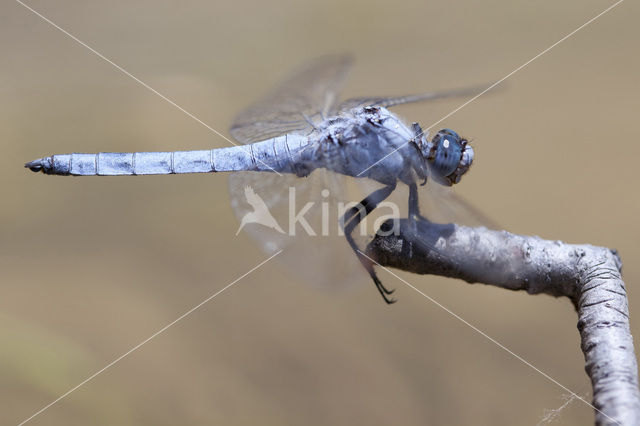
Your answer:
429;129;464;183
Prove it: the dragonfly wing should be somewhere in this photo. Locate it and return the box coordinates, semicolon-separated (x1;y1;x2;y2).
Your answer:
417;182;499;229
230;54;354;144
336;83;490;112
228;55;371;289
229;168;370;289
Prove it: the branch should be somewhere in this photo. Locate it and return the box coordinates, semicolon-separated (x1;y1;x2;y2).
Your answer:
366;219;640;426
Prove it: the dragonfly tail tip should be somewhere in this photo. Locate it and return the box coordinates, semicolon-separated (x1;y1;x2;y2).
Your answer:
25;159;44;173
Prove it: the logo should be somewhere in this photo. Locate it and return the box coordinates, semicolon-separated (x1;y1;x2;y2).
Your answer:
235;186;285;235
235;186;400;237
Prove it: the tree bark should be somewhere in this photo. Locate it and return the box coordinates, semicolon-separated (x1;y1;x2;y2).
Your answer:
366;219;640;426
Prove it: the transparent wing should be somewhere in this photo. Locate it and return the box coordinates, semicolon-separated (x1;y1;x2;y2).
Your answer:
417;183;499;229
228;54;373;290
229;169;371;290
354;178;497;232
230;54;354;144
337;83;490;112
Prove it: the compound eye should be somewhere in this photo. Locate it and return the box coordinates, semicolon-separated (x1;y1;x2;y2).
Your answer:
435;128;461;146
429;129;463;182
435;129;461;157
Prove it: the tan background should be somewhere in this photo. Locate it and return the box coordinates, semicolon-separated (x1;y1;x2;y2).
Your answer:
2;0;639;424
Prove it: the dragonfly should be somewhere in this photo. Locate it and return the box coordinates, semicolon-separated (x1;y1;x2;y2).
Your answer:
25;54;490;304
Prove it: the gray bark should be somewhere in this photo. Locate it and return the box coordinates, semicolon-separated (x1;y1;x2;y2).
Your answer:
366;219;640;426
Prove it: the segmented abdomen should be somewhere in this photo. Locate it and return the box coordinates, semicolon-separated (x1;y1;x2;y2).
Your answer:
26;134;309;176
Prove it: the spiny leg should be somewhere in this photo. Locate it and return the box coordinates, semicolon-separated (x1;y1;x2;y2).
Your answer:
342;185;395;292
346;235;395;303
404;181;431;260
341;184;397;303
409;181;430;223
409;182;420;219
409;182;426;220
408;181;453;264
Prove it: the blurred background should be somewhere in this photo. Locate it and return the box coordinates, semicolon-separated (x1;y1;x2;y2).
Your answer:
1;0;638;424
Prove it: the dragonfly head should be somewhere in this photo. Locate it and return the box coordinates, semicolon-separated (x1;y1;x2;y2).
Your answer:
422;129;474;186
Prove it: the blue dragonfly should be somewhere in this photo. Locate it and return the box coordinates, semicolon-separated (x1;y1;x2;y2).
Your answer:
26;55;491;303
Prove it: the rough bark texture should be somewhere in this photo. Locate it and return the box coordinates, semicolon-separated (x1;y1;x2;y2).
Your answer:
366;219;640;426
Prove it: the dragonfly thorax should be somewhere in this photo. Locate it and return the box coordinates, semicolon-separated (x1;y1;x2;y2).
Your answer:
311;107;473;188
308;106;420;185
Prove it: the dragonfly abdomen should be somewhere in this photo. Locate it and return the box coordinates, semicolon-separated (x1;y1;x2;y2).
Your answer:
25;151;213;176
25;134;309;176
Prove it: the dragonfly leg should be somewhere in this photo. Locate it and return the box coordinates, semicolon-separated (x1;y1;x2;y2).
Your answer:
341;184;397;304
409;182;430;223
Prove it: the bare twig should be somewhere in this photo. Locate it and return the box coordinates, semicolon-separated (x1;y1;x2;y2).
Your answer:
366;219;640;426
